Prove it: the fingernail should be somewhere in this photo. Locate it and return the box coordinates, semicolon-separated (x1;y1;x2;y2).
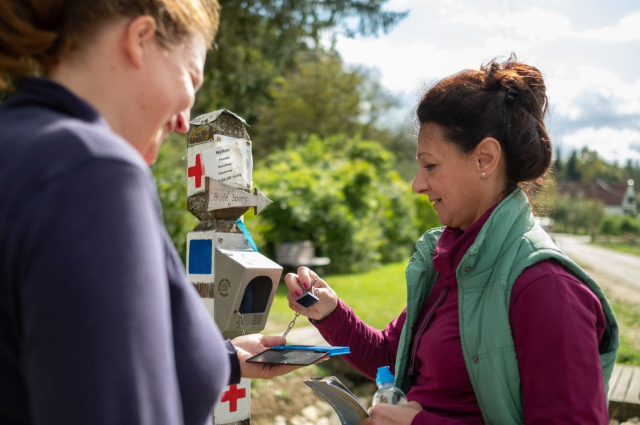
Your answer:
303;282;310;289
295;290;302;297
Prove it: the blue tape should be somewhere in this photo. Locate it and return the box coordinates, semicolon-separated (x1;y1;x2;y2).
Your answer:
188;239;213;274
236;219;258;252
272;345;351;356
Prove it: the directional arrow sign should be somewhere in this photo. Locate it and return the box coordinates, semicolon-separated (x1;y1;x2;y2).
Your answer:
206;178;273;215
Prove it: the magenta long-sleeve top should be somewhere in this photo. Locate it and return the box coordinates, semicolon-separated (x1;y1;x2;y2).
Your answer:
313;206;608;424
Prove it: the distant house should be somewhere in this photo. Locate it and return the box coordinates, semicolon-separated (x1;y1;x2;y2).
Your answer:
557;179;637;216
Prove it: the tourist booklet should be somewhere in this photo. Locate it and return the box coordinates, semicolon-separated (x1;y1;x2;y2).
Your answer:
246;345;350;366
304;376;370;424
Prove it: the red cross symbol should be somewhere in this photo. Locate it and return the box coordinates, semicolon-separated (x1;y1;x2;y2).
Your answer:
188;153;204;188
221;384;246;412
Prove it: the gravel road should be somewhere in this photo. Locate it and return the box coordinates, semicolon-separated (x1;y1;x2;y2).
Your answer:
551;233;640;304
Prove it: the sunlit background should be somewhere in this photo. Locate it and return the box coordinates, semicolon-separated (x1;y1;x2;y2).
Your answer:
332;0;640;163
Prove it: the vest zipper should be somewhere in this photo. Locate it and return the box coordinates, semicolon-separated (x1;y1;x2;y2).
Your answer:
398;242;436;391
457;273;490;425
407;285;449;376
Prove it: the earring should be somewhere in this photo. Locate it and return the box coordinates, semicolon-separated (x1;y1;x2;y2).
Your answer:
481;172;486;177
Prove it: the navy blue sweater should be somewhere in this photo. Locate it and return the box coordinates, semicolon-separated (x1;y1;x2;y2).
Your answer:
0;78;237;425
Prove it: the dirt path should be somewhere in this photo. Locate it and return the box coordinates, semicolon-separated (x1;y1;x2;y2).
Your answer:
551;233;640;304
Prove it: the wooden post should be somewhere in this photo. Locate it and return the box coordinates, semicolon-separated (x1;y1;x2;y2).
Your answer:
186;109;254;425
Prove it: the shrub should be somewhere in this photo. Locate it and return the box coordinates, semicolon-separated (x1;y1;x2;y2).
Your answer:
551;193;604;235
152;135;198;263
599;215;640;236
246;135;439;273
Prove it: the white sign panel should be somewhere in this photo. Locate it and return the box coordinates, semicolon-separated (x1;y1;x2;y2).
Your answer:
202;135;252;190
214;378;251;424
187;135;253;196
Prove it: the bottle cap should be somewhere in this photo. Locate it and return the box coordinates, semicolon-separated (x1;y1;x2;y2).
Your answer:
375;366;394;386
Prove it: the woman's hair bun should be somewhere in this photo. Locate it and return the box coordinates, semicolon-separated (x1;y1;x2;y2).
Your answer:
416;54;552;196
482;54;547;122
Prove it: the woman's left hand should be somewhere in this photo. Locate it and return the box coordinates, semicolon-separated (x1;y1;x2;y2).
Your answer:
361;401;423;425
232;334;300;379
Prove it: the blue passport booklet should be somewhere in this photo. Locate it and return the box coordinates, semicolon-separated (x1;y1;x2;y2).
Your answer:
246;345;350;366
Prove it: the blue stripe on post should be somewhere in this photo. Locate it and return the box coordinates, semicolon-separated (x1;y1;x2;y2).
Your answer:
189;239;213;274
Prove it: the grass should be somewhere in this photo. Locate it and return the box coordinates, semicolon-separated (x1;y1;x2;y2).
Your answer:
593;241;640;257
267;261;640;367
610;299;640;366
268;262;409;330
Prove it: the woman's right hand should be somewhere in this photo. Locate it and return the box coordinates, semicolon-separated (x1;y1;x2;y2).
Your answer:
284;267;338;321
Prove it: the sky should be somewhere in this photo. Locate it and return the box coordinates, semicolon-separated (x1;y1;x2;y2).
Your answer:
333;0;640;165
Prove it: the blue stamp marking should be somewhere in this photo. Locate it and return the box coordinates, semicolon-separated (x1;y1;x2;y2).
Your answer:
189;239;212;274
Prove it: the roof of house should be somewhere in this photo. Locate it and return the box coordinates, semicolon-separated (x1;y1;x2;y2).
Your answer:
557;179;629;206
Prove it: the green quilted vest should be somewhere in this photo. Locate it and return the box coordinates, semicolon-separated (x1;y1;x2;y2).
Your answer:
394;189;619;424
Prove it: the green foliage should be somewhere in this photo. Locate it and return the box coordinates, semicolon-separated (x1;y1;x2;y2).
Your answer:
551;193;605;235
146;3;418;267
151;135;198;263
617;334;640;366
610;299;640;366
625;159;640;184
599;215;640;236
195;0;407;124
256;51;363;153
251;48;408;168
564;150;581;181
555;147;640;184
415;192;440;234
269;261;408;329
245;135;438;273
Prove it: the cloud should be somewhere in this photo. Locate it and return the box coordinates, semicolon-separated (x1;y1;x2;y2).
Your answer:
332;2;640;163
559;127;640;162
450;7;573;44
334;38;487;93
448;7;640;45
581;11;640;42
546;66;640;134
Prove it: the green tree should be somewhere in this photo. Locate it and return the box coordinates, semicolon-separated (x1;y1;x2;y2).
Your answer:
576;147;622;182
148;1;409;264
254;51;399;155
256;51;362;152
565;150;581;181
553;148;563;177
353;65;399;139
600;215;640;237
623;159;640;184
245;135;438;273
552;193;604;236
194;0;407;122
557;148;637;184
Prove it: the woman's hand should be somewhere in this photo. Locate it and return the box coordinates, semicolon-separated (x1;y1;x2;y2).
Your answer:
362;401;423;425
232;334;300;379
284;267;338;321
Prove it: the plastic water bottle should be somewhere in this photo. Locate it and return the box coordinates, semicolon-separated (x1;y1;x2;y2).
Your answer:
372;366;408;406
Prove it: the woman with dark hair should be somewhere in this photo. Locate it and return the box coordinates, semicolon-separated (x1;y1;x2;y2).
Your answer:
0;1;293;424
285;57;619;424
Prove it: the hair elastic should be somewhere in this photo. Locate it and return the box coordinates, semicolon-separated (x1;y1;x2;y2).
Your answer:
505;89;518;105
